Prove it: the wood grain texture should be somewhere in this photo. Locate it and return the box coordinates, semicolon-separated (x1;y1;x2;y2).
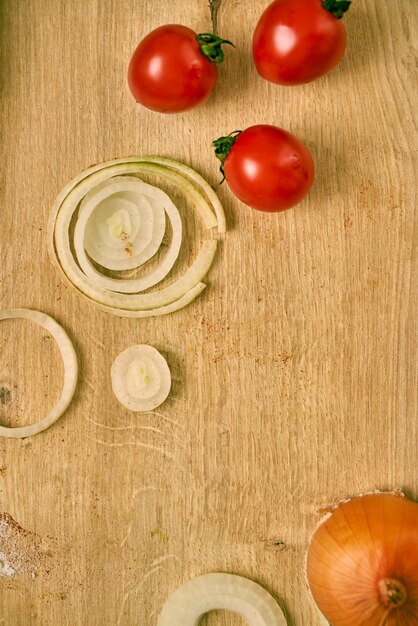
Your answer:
0;0;416;624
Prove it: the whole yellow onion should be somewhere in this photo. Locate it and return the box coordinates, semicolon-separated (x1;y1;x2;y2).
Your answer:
307;492;418;625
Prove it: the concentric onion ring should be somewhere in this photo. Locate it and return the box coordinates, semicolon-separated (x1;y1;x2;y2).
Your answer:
48;157;225;318
81;176;166;271
157;573;287;626
74;176;182;293
0;309;78;438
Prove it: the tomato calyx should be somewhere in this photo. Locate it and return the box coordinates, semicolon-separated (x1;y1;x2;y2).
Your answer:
212;130;242;182
196;33;235;64
322;0;351;19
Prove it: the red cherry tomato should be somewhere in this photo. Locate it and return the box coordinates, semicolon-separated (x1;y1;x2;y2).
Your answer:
253;0;350;85
213;125;315;212
128;25;233;113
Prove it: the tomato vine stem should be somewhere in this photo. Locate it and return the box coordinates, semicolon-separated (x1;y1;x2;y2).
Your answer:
208;0;222;35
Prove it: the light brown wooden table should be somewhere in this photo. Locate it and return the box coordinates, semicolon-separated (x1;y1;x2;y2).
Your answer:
0;1;416;624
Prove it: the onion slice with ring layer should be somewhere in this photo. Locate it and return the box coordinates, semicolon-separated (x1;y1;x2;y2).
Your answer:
74;176;182;293
81;176;166;271
0;309;78;439
111;345;171;411
48;158;224;317
157;573;287;626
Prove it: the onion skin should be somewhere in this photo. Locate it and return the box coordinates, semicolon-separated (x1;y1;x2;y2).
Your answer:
306;493;418;626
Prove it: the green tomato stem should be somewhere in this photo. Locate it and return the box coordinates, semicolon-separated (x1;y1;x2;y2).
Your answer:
322;0;351;19
212;130;242;183
196;33;235;64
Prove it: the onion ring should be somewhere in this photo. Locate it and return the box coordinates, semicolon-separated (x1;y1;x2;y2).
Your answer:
81;176;166;271
157;573;287;626
0;309;78;439
74;177;182;293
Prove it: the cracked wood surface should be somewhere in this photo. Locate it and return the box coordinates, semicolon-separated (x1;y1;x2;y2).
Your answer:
0;0;417;624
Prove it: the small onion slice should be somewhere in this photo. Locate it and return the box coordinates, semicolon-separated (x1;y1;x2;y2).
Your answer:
81;176;166;271
157;573;287;626
74;177;182;293
0;309;78;439
111;345;171;411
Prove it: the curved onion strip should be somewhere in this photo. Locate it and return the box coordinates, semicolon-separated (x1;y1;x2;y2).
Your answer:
157;573;287;626
143;155;226;233
74;178;182;293
111;345;171;411
130;161;218;230
0;309;78;439
59;283;207;318
81;176;166;271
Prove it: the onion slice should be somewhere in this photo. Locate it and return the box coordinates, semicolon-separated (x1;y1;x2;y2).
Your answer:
81;176;166;271
74;177;182;293
111;345;171;411
157;573;287;626
0;309;78;439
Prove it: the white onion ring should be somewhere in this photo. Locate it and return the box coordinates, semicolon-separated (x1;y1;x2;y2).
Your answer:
74;177;182;293
81;176;166;271
157;573;287;626
0;309;78;439
47;156;224;237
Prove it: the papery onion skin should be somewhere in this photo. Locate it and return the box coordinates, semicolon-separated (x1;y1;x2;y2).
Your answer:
307;492;418;626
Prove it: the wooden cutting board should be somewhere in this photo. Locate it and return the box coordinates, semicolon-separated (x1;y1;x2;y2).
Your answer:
0;0;416;624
